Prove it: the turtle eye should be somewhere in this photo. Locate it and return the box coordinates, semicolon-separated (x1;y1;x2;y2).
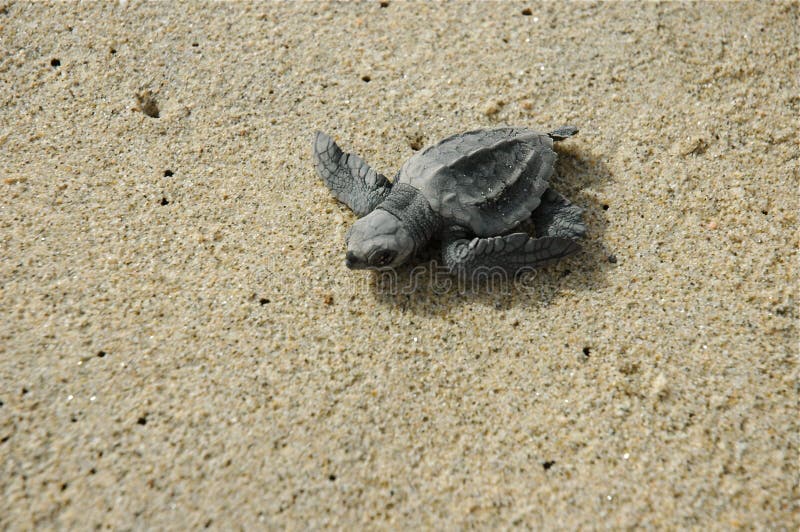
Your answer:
371;250;395;266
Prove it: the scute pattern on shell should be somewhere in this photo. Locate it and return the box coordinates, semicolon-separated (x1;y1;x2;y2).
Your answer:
397;128;556;237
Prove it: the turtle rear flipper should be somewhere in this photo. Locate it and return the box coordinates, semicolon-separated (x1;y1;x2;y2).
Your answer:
442;230;579;276
532;188;586;239
313;131;393;217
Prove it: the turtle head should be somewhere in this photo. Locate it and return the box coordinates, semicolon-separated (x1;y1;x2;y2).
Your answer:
345;209;414;270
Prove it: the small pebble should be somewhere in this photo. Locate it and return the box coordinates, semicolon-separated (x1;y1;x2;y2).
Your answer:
651;373;668;399
483;100;504;116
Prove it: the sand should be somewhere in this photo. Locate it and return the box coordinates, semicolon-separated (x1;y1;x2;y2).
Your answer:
1;1;797;528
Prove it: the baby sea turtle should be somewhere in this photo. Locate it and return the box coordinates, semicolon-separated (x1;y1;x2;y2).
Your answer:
312;127;586;275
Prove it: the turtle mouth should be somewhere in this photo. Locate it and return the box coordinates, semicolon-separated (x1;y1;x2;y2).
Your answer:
345;252;394;271
345;252;366;270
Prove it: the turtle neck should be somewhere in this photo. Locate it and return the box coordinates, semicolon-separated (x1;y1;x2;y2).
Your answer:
376;183;441;254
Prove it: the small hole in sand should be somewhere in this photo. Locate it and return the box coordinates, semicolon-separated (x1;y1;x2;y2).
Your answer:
137;416;147;426
361;75;371;82
96;351;106;358
542;460;555;470
583;347;591;357
521;8;533;16
50;58;61;67
602;204;609;210
259;298;270;305
160;197;169;206
136;91;160;118
164;169;174;177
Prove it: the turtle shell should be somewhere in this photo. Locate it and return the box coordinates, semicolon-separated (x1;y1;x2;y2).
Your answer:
396;128;557;237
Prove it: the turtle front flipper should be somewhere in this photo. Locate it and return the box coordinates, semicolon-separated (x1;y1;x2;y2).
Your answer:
442;229;579;276
313;131;393;217
532;188;586;240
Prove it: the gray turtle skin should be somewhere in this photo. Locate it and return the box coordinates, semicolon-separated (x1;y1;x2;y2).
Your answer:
312;127;586;275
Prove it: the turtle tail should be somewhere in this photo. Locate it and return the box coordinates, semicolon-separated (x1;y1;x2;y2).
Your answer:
548;126;579;142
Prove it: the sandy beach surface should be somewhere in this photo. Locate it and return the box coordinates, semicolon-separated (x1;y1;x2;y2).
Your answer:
1;1;797;528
